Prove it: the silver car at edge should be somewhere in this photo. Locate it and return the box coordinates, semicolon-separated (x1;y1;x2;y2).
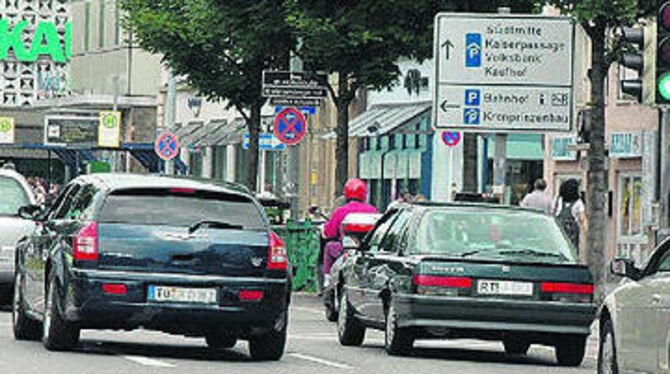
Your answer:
598;239;670;374
0;167;35;299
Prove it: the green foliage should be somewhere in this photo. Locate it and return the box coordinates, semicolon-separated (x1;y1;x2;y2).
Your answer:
121;0;293;112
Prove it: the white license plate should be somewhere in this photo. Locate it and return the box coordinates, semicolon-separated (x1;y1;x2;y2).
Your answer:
148;286;217;304
477;280;533;296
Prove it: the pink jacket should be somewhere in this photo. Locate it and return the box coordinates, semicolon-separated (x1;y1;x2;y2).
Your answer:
324;201;378;239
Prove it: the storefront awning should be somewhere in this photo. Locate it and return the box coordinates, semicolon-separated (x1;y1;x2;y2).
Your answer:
486;134;544;161
323;101;431;139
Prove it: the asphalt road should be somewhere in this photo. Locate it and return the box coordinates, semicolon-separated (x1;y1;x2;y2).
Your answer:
0;295;597;374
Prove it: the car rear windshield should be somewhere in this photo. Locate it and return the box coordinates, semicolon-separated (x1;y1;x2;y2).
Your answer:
413;209;577;263
0;176;29;216
99;188;265;230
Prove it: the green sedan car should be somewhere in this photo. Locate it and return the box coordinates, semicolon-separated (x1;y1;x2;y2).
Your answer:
335;203;596;366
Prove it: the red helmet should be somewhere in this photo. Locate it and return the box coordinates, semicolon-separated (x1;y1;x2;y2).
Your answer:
344;178;368;201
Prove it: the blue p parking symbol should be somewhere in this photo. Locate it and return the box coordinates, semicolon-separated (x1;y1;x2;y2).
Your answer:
465;89;480;106
465;33;482;68
464;108;480;125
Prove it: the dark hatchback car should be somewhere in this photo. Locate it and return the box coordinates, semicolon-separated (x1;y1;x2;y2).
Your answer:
335;203;596;366
12;174;291;361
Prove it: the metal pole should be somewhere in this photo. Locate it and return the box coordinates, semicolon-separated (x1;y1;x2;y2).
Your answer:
288;41;302;220
492;6;511;203
659;107;670;240
164;69;177;175
111;75;120;172
448;147;455;202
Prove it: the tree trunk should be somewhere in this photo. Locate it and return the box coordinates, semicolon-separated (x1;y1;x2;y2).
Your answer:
462;133;478;193
586;23;609;304
335;74;351;194
246;100;261;193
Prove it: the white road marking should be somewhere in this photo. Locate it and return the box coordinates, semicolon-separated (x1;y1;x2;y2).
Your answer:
290;306;323;315
289;353;353;370
121;355;176;368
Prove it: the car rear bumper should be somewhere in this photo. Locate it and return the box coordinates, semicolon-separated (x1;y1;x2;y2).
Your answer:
394;294;596;336
65;269;290;335
0;263;13;284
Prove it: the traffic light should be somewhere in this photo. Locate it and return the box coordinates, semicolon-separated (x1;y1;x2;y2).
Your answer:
620;24;656;104
658;2;670;103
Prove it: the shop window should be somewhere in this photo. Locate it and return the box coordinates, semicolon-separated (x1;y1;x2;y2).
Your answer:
389;135;396;150
99;0;105;49
370;137;378;151
84;2;91;52
619;175;643;237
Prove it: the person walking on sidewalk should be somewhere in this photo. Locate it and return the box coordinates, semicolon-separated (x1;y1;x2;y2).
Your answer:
519;178;553;215
554;179;586;253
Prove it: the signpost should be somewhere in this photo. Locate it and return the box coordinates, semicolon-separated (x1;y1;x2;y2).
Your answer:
441;131;461;147
433;13;575;133
155;132;180;161
45;116;99;146
274;107;307;145
243;133;286;150
262;71;328;106
98;110;121;148
0;117;15;144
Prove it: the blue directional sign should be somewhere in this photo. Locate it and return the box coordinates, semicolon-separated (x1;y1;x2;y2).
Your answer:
243;133;286;150
465;33;482;68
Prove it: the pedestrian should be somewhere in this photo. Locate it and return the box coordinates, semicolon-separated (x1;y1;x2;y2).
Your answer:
554;179;585;252
519;178;553;215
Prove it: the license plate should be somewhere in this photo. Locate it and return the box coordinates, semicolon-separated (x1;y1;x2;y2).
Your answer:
148;286;217;304
477;280;533;296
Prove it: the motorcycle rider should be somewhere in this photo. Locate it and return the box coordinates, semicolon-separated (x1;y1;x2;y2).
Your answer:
322;178;377;287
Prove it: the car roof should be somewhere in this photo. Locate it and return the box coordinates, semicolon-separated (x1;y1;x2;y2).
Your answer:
0;169;36;204
73;173;252;198
404;201;547;215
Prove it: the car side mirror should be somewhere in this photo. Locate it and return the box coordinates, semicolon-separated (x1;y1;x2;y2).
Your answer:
342;236;360;251
610;258;641;280
17;205;43;221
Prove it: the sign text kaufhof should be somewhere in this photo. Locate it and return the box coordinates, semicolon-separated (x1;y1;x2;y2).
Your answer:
433;13;575;133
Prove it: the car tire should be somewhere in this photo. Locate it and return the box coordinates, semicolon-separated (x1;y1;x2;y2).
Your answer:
384;303;414;356
503;337;530;356
337;289;365;346
325;289;338;322
598;319;619;374
42;277;80;351
205;333;237;350
248;311;287;361
12;271;41;341
555;335;586;367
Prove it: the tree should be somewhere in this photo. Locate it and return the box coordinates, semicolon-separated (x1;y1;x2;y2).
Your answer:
121;0;293;191
286;1;535;193
546;0;655;302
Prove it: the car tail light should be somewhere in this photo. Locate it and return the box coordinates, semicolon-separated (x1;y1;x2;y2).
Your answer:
343;223;375;233
413;275;472;296
268;231;288;270
74;222;98;261
102;284;127;295
239;290;264;301
541;282;593;303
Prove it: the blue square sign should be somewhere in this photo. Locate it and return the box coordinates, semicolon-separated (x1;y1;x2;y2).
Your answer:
465;33;482;68
465;89;481;106
464;108;480;125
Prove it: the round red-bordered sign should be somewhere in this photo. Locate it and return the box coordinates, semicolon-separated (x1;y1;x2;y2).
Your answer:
155;132;180;161
441;131;461;147
274;107;307;145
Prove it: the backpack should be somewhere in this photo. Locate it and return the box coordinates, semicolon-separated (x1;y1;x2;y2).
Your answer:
557;201;580;249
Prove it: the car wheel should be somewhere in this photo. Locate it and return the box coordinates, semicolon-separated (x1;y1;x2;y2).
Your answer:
324;289;338;322
42;278;80;351
503;337;530;356
384;303;414;356
205;333;237;349
337;289;365;346
555;335;586;367
598;320;619;374
248;311;287;361
12;271;41;341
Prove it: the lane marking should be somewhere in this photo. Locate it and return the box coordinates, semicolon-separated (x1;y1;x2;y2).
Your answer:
290;306;323;315
121;355;176;368
289;353;353;370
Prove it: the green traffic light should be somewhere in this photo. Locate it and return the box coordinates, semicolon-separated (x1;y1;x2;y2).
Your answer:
659;73;670;101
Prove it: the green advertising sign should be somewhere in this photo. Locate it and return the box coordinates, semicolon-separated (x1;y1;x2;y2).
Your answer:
0;20;72;63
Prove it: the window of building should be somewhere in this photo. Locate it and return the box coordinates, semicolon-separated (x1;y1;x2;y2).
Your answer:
619;174;643;237
99;0;106;48
115;0;121;45
84;2;91;51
